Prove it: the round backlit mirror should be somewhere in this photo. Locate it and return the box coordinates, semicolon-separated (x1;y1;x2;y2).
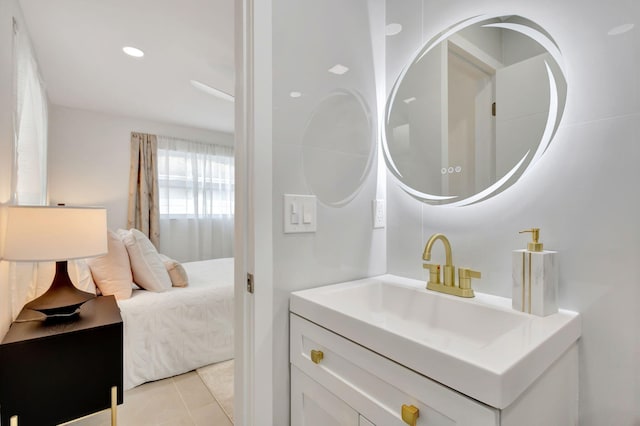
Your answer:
384;15;567;206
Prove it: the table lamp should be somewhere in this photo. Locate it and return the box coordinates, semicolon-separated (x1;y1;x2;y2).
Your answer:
1;205;108;318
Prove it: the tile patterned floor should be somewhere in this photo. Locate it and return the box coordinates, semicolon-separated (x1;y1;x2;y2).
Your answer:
63;371;232;426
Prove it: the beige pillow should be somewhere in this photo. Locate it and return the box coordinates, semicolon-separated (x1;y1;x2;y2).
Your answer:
118;229;171;292
159;254;189;287
87;230;133;300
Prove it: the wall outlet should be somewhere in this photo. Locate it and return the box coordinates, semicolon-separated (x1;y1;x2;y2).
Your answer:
373;199;385;229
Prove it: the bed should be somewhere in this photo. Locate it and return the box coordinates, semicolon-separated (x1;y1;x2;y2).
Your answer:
116;257;234;390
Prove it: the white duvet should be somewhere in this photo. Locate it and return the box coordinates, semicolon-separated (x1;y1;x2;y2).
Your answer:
117;257;234;389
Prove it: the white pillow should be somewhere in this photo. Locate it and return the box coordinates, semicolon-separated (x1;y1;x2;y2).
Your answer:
159;254;189;287
118;229;171;292
69;259;97;294
35;260;97;295
87;230;133;300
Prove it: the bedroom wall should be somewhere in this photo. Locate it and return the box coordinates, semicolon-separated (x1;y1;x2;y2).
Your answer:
385;0;639;424
0;0;24;338
0;0;16;338
47;105;234;230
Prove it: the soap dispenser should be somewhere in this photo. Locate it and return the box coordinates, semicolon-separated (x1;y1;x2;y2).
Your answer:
512;228;558;316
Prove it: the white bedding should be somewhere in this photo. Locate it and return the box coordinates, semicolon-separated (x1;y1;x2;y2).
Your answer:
117;257;234;389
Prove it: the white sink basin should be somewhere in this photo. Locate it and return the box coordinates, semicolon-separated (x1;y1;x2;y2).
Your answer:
290;274;580;409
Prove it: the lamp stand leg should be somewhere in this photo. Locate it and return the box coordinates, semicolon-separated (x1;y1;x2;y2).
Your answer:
111;386;118;426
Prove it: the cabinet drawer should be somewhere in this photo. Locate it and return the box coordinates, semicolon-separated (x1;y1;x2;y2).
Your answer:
290;313;498;426
292;365;360;426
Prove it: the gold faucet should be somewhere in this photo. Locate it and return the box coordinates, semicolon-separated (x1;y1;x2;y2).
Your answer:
422;233;454;286
422;233;480;298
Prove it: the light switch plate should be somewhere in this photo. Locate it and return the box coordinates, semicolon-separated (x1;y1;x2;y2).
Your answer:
373;199;385;228
284;194;317;233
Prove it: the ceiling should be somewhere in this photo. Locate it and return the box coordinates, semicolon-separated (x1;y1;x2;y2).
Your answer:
19;0;235;133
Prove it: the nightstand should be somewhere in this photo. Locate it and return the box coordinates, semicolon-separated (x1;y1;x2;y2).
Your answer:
0;296;123;426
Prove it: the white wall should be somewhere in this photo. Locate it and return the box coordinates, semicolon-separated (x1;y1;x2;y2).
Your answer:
0;0;15;338
0;0;25;338
0;2;17;207
385;0;639;424
48;105;233;230
271;0;386;423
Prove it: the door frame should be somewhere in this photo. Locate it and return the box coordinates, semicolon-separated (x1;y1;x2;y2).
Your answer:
234;0;274;425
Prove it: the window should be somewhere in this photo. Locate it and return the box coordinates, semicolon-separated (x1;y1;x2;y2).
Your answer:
158;136;234;218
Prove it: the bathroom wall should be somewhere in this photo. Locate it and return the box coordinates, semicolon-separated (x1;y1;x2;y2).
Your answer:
48;105;233;230
271;0;386;422
385;0;639;423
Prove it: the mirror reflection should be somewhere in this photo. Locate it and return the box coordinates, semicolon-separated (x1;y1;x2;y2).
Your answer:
302;90;374;207
384;15;567;206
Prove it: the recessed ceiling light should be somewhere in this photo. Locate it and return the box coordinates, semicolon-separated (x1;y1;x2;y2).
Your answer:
190;80;234;102
403;97;416;104
607;23;634;36
122;46;144;58
386;23;403;36
289;91;302;98
328;64;349;75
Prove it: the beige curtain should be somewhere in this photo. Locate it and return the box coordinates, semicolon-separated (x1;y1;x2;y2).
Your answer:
127;132;160;247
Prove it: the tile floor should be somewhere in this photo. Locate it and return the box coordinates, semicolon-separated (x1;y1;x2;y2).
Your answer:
63;371;232;426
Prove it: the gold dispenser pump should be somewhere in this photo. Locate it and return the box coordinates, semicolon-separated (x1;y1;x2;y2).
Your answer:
519;228;543;252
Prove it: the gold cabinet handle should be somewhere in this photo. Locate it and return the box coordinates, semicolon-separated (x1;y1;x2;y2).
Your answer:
310;349;324;364
401;404;419;426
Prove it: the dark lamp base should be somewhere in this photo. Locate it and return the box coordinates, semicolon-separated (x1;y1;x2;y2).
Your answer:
24;260;95;318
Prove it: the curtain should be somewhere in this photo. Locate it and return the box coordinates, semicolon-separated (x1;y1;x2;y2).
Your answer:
127;132;160;247
12;17;48;206
157;136;234;262
10;17;49;319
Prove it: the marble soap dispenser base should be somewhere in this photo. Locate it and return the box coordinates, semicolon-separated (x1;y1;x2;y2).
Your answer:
512;249;558;316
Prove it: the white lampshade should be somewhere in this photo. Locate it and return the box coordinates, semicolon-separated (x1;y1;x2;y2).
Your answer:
2;206;108;262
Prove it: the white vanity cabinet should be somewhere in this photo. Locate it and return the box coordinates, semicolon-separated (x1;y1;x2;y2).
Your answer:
290;314;498;425
290;312;579;426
